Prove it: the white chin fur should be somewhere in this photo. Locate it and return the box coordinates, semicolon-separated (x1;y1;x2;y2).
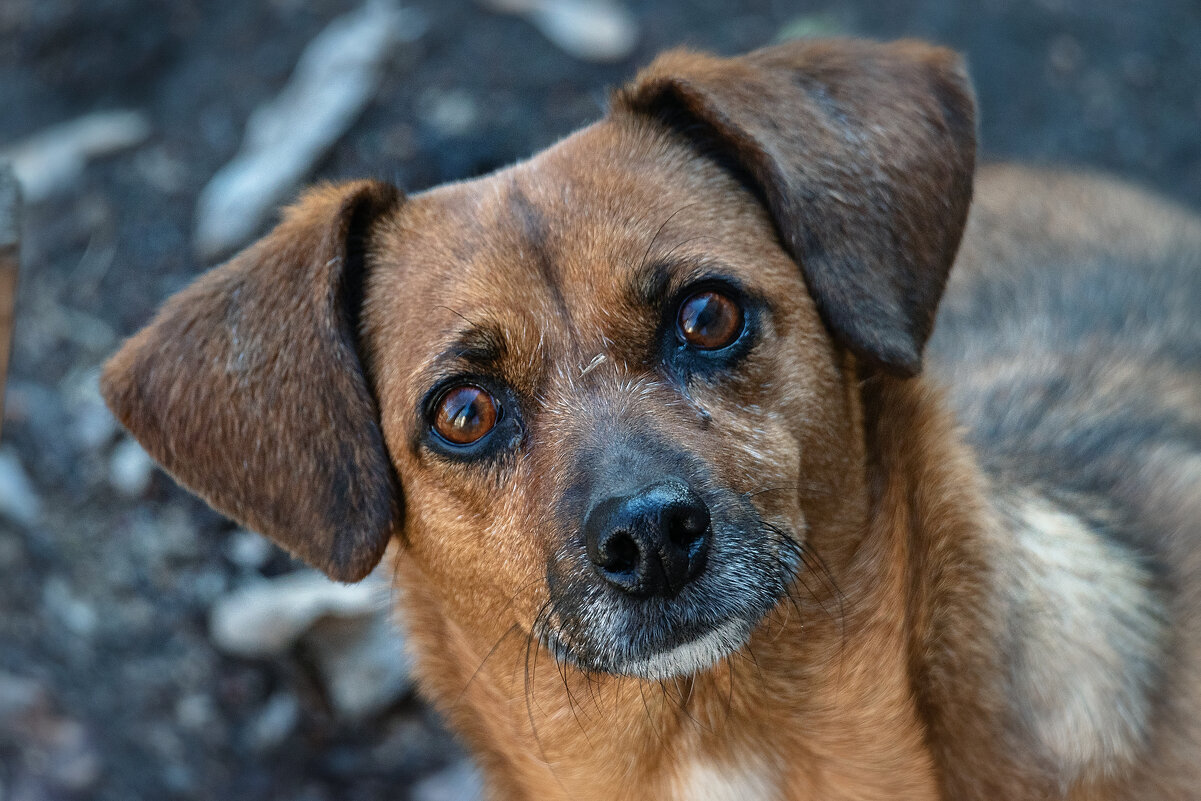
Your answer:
616;618;751;680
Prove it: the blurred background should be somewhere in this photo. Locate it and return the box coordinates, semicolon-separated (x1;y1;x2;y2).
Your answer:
0;1;1199;799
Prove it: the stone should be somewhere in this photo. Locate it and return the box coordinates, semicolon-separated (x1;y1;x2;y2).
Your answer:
306;611;413;720
417;89;480;138
0;674;101;794
174;692;216;731
0;447;40;527
245;691;299;753
109;436;156;497
193;0;427;259
1;110;151;202
481;0;638;63
41;576;98;638
70;395;117;453
40;718;101;792
411;760;485;801
208;569;382;657
0;671;46;732
775;12;845;41
224;529;275;571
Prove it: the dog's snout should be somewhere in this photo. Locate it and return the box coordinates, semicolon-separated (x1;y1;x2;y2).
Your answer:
584;481;710;598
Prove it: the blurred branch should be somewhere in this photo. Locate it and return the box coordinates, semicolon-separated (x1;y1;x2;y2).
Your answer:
0;161;19;435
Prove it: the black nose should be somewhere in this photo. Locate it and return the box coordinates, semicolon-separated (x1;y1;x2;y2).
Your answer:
584;480;711;598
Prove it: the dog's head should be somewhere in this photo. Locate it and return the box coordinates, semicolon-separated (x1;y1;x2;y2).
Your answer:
102;39;974;680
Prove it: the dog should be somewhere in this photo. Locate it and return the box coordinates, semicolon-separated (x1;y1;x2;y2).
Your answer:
101;38;1201;799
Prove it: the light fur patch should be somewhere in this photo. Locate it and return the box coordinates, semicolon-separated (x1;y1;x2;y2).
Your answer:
618;618;751;680
999;492;1165;779
673;754;777;801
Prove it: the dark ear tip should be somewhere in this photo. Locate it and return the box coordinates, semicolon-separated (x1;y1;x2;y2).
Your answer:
321;538;391;583
863;354;922;378
341;179;403;218
848;333;924;378
881;356;922;378
610;73;675;117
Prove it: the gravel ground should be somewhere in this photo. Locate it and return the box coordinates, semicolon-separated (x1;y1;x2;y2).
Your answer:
1;1;1199;799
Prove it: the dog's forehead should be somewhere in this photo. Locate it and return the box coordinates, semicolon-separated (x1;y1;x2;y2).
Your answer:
365;118;780;397
387;123;736;293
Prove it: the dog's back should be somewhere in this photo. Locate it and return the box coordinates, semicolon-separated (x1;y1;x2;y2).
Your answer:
927;164;1201;792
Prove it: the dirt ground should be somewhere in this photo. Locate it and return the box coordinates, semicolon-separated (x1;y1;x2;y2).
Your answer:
1;1;1199;799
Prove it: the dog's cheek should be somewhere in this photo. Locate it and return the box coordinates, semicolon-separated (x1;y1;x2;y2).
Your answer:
702;303;857;525
396;460;550;632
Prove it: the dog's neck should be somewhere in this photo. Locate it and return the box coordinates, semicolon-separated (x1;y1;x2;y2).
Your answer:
394;375;995;801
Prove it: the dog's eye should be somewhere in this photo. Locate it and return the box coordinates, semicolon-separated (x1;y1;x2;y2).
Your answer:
677;290;743;350
432;385;499;445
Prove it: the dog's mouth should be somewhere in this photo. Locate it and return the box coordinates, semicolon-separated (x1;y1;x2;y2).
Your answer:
541;512;803;680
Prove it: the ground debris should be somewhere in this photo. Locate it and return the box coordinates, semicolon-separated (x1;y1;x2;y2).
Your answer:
411;760;485;801
209;567;412;719
0;446;41;527
192;0;427;260
480;0;638;63
1;110;151;203
209;569;384;657
307;612;413;721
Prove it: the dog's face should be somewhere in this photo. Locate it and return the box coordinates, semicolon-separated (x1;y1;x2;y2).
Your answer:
366;123;851;677
101;39;976;680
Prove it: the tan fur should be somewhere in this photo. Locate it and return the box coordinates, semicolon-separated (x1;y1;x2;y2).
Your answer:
101;39;1201;800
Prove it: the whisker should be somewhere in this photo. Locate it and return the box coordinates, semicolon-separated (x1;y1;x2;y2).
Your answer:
523;601;557;768
722;654;737;725
741;641;768;694
555;637;591;739
637;203;701;276
767;522;847;660
434;304;480;327
637;677;669;749
456;622;522;704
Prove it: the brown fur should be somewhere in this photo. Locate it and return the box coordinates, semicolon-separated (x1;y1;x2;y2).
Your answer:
101;39;1201;800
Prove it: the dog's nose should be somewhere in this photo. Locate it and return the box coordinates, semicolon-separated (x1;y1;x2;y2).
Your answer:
584;481;710;598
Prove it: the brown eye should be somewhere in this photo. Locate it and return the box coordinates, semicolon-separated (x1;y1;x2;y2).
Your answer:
676;290;743;350
433;385;498;445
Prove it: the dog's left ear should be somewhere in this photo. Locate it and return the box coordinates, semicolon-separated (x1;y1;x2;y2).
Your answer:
615;38;977;375
101;181;403;582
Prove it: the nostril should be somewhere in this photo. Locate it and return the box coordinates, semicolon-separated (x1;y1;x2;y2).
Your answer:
666;504;710;552
602;530;640;575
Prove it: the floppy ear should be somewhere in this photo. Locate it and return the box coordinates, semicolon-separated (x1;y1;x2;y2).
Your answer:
615;38;977;375
101;180;403;582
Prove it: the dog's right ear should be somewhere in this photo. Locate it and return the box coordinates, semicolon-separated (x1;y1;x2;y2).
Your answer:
615;39;977;376
101;180;403;582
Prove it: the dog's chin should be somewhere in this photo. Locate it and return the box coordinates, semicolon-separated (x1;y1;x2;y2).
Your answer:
547;616;754;680
613;617;755;679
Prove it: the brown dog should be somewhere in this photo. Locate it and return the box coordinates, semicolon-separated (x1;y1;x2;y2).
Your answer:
101;38;1201;800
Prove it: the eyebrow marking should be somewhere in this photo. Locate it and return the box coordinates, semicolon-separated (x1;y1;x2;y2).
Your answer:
629;259;674;308
438;322;508;371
